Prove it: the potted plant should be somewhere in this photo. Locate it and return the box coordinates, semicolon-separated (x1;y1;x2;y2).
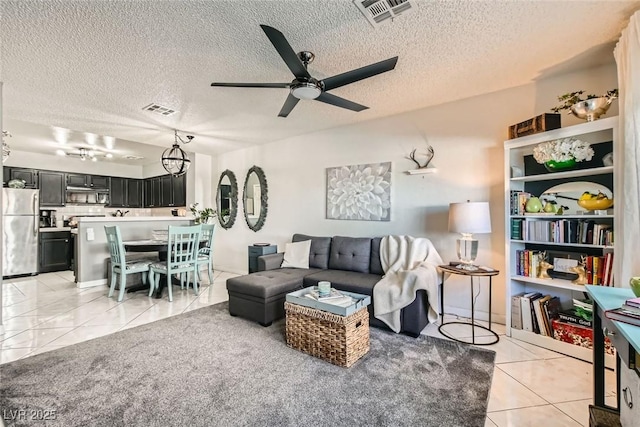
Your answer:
533;137;594;171
551;89;618;121
190;203;217;224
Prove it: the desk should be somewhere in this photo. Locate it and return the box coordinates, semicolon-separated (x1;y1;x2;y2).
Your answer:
586;285;640;416
437;265;499;345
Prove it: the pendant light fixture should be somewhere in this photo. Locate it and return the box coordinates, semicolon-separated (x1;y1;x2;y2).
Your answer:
161;130;193;176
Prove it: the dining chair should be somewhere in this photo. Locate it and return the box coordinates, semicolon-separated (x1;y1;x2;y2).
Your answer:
148;224;202;302
104;225;151;302
196;224;216;284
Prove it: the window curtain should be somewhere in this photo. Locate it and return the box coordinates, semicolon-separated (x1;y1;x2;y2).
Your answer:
614;12;640;288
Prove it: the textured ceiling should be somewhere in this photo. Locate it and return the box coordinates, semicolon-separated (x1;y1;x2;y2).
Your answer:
1;0;638;163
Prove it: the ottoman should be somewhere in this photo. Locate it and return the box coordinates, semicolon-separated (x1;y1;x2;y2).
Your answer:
226;268;319;326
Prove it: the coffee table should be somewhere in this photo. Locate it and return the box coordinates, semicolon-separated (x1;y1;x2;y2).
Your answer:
284;288;371;367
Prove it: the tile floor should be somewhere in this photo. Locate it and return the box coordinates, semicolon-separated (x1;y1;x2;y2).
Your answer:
1;271;618;427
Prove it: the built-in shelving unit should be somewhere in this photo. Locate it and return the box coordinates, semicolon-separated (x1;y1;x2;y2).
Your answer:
504;116;618;368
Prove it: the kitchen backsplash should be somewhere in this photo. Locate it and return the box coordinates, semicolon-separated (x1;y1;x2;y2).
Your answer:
51;206;186;220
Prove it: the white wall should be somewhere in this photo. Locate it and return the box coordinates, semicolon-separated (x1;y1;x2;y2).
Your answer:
212;63;618;324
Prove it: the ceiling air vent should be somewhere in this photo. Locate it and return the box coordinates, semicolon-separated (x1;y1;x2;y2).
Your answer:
353;0;413;27
142;103;177;116
123;155;145;160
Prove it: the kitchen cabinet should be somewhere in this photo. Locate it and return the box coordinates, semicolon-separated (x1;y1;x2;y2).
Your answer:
127;179;143;208
144;177;160;208
39;171;65;207
145;174;185;208
39;231;71;273
7;167;38;188
66;173;110;189
110;177;143;208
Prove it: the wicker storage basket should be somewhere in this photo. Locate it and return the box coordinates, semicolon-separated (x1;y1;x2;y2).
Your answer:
285;301;370;368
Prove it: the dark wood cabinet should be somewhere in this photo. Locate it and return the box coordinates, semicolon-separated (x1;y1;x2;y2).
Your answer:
39;231;71;273
110;177;142;207
150;173;186;208
66;173;109;189
66;173;88;188
144;176;163;208
109;177;127;207
39;171;65;207
127;179;143;208
172;174;186;207
8;168;38;188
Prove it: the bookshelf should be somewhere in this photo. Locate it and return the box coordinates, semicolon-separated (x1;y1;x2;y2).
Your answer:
504;116;618;368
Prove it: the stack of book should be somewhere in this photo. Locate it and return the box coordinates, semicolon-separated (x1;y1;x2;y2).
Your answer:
605;296;640;326
305;287;354;307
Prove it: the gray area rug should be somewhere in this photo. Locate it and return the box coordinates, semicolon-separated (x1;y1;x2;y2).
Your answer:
0;302;495;427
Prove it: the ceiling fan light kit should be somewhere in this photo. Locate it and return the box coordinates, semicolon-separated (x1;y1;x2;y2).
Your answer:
211;25;398;117
161;130;193;177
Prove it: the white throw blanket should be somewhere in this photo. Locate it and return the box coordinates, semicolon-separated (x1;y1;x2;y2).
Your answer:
373;235;443;333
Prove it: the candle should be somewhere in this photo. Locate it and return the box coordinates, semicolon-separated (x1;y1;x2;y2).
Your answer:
318;281;331;297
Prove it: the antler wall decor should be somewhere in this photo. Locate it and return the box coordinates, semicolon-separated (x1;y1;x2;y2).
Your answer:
406;144;434;169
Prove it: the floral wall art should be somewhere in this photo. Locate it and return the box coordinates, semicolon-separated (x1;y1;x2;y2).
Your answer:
326;162;391;221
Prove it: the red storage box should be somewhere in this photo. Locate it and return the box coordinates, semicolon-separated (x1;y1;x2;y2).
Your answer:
552;319;614;355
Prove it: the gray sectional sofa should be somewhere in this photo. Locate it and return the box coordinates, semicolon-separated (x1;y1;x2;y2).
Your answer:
226;234;434;337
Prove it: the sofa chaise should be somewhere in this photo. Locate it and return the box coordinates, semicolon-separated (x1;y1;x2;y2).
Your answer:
226;234;435;337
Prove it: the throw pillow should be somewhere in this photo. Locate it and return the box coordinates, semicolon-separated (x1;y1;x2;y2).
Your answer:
281;239;311;269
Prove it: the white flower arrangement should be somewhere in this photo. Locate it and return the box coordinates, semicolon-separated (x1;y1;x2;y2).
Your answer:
532;138;594;164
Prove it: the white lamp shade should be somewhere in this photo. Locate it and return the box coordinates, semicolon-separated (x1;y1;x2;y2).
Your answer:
448;201;492;234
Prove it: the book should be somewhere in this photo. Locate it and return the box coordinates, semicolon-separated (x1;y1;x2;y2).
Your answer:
533;295;551;336
604;307;640;327
542;296;561;335
521;292;541;332
307;288;346;301
510;292;525;330
625;296;640;309
558;309;592;328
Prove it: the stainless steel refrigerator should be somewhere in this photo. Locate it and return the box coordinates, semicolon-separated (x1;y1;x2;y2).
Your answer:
2;188;39;277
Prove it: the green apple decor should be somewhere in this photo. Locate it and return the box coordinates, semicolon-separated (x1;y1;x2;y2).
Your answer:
630;277;640;297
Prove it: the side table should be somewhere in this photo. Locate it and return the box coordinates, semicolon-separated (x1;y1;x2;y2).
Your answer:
438;264;499;345
248;244;277;273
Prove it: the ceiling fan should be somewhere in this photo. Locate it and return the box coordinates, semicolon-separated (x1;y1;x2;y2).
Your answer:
211;25;398;118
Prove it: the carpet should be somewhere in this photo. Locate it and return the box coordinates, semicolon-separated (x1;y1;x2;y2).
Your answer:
0;302;495;427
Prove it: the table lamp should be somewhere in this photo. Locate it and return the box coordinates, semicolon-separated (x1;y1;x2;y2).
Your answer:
448;201;492;270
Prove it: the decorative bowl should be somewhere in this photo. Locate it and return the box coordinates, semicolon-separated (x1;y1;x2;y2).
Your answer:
570;97;614;122
577;198;613;210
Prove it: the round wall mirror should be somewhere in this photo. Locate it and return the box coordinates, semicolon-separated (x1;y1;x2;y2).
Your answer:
243;165;268;232
216;170;238;229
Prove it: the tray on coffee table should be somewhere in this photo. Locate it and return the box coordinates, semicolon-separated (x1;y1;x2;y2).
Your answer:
286;288;371;317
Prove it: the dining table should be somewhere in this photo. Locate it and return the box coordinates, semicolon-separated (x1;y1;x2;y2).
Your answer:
122;239;202;298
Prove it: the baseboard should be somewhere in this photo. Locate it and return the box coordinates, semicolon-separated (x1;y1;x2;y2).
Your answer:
445;306;506;326
76;278;107;289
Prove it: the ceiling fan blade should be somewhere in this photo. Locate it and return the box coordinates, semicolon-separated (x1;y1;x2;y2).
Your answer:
278;94;300;117
315;92;368;112
211;82;289;88
260;25;311;79
320;56;398;91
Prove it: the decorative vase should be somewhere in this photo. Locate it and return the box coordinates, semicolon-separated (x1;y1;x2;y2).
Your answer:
630;277;640;297
525;197;542;213
544;158;576;172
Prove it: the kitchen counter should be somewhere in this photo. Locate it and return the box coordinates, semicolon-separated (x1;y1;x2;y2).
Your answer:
40;227;72;232
74;216;194;288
